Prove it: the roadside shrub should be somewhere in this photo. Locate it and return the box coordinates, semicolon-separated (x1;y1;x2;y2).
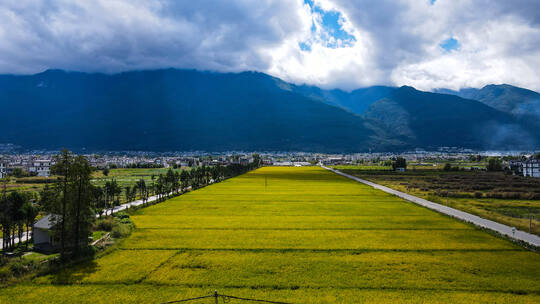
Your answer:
501;192;521;199
0;255;9;267
9;259;38;276
426;194;443;203
119;217;133;225
111;224;133;238
113;212;130;220
474;192;483;199
448;192;474;199
95;218;115;232
531;193;540;200
487;192;503;199
9;261;26;276
0;268;11;282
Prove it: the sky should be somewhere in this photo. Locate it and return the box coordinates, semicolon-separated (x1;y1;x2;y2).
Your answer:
0;0;539;91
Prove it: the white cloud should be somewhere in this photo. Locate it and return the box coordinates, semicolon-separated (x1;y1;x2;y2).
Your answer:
328;0;540;90
0;0;539;91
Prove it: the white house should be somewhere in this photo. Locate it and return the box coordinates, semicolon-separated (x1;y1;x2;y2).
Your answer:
0;160;6;179
33;214;60;253
29;160;53;177
523;159;540;178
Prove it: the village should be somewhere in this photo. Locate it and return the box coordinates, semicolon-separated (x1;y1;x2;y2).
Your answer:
1;150;539;179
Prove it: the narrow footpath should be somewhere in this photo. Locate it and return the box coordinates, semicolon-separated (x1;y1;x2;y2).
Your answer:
322;165;540;248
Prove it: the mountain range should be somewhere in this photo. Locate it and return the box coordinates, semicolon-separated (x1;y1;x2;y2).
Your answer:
1;69;538;152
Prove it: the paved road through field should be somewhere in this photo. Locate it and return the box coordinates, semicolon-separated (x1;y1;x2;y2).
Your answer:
0;232;30;250
323;165;540;247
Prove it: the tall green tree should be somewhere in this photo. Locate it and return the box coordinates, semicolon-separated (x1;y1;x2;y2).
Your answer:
392;157;407;170
125;186;132;203
47;151;96;258
23;200;39;249
136;179;148;205
69;155;95;256
180;170;189;191
92;186;105;217
156;174;164;201
487;157;503;172
50;149;74;258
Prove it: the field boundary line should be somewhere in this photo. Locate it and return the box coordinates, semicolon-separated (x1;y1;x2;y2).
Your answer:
117;247;522;253
135;249;184;284
322;165;540;247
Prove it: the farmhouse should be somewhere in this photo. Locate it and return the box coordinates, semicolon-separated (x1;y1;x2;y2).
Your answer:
523;159;540;178
33;214;60;253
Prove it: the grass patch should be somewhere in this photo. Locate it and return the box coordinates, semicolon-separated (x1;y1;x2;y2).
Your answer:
335;167;540;235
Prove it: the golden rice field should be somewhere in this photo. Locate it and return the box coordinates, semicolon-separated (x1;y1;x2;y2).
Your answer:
1;166;539;303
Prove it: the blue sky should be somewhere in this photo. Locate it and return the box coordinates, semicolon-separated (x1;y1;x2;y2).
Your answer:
301;0;356;49
0;0;539;91
440;38;460;52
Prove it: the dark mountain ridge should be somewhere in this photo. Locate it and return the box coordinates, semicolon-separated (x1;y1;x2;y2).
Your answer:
1;69;538;152
435;84;540;124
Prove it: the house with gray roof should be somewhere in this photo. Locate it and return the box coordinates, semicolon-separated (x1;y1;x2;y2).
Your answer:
33;214;61;253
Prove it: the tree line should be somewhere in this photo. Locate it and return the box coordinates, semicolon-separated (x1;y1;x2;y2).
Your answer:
0;188;39;251
95;161;262;211
1;150;260;259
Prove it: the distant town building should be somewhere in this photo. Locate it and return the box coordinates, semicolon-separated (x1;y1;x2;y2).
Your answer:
508;160;523;175
273;161;293;166
322;157;345;165
523;159;540;178
29;160;53;177
0;159;6;178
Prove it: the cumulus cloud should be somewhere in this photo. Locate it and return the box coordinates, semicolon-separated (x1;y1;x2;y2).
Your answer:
0;0;539;91
0;0;307;73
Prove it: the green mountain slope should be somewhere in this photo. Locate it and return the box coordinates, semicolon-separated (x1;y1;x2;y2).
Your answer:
0;69;537;151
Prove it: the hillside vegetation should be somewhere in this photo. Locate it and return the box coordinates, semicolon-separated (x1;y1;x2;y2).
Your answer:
1;69;537;152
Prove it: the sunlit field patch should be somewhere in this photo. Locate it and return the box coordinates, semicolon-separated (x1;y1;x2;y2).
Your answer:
2;285;539;304
120;228;512;250
131;214;471;230
146;250;539;292
1;166;539;303
33;249;176;284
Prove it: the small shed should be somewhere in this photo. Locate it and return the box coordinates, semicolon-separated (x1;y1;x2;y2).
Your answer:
33;214;60;253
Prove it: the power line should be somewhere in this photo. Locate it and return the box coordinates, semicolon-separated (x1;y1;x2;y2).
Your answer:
162;291;293;304
220;293;292;304
161;294;215;304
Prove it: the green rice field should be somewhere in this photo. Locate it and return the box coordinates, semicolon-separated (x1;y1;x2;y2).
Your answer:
1;166;539;303
334;167;540;235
